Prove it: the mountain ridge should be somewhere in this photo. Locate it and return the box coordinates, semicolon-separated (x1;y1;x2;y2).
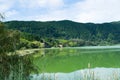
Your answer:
5;20;120;46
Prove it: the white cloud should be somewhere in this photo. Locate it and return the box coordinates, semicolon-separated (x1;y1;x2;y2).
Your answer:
25;0;120;23
0;0;17;20
72;0;120;23
1;0;120;23
19;0;64;9
0;0;14;12
6;10;18;17
18;9;68;21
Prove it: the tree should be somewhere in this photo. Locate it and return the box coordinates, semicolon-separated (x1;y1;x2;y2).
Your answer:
0;13;38;80
0;22;20;54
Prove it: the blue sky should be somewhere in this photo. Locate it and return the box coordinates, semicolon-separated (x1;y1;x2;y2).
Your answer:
0;0;120;23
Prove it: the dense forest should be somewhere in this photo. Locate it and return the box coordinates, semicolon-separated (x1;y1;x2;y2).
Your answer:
4;20;120;49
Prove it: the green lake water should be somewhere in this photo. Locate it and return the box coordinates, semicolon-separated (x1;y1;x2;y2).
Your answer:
33;46;120;73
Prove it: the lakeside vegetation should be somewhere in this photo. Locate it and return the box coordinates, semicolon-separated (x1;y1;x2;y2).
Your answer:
0;19;38;80
5;20;120;49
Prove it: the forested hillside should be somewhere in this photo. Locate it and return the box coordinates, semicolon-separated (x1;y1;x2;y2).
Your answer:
5;20;120;48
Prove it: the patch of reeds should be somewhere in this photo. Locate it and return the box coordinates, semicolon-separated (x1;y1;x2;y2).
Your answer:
0;53;38;80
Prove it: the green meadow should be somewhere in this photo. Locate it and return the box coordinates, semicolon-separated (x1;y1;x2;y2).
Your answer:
33;47;120;73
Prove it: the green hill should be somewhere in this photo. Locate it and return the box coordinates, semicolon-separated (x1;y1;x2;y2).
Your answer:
5;20;120;47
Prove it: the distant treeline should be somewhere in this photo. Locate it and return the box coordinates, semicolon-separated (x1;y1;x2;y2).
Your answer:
5;20;120;48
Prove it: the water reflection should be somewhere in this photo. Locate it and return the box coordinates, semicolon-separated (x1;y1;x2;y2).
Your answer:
0;54;38;80
30;68;120;80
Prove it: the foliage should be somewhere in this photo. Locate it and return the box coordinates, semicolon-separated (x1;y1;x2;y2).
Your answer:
5;20;120;47
0;54;38;80
0;22;20;54
0;19;38;80
19;38;44;49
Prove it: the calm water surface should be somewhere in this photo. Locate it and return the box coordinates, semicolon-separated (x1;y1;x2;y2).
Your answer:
33;46;120;72
29;46;120;80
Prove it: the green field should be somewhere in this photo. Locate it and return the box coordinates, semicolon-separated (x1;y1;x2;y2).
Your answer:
33;47;120;73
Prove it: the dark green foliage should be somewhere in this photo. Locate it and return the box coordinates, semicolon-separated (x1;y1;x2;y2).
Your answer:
5;20;120;47
0;22;20;53
0;21;38;80
0;54;38;80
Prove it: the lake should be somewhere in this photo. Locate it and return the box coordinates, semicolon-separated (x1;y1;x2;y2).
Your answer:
30;46;120;80
33;46;120;72
28;46;120;80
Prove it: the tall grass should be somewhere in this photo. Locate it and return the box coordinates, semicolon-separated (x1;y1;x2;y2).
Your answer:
0;53;38;80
